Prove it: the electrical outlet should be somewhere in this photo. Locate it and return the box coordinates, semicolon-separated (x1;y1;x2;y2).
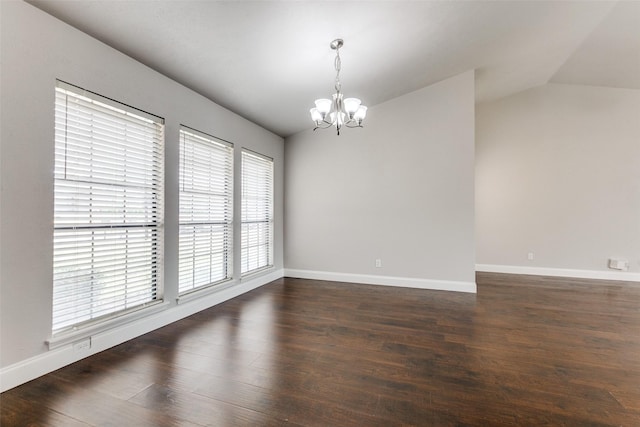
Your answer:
73;337;91;352
608;258;629;271
527;252;534;261
375;259;382;268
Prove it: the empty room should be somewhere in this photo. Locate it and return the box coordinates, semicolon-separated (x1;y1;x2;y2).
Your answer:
1;0;639;425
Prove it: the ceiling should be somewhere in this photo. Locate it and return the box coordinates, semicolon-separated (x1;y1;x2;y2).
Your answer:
27;0;640;138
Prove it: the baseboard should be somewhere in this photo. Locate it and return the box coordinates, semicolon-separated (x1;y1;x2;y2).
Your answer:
476;264;640;282
0;269;284;393
284;269;477;293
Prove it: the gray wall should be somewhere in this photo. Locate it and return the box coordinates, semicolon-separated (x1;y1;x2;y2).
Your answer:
0;1;284;373
285;71;476;288
476;83;640;275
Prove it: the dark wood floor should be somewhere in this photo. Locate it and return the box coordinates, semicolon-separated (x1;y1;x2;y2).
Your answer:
2;273;639;426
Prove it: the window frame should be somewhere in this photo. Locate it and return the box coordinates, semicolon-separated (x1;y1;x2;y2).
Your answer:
240;149;274;276
178;126;234;295
51;80;165;337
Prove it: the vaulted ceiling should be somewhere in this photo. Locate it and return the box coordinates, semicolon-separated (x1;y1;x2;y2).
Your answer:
27;0;640;137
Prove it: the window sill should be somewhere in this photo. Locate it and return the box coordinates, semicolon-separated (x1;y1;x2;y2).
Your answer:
176;279;235;305
47;299;170;350
241;265;275;281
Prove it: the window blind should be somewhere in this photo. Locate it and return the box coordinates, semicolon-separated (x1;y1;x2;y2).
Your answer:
53;81;164;334
241;150;273;275
179;127;233;294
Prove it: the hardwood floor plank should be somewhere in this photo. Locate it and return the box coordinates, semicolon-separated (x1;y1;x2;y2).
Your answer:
0;393;91;427
48;349;157;400
129;383;291;426
4;375;199;426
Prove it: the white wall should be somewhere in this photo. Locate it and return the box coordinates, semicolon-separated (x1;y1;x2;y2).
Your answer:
0;1;284;390
476;83;640;278
285;71;476;292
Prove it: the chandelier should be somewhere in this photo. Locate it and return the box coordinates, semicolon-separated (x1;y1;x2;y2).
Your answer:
309;39;367;135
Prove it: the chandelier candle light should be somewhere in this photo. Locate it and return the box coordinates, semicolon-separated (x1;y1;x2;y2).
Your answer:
310;39;367;135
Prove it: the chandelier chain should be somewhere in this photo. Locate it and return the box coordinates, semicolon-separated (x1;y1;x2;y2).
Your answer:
334;47;342;93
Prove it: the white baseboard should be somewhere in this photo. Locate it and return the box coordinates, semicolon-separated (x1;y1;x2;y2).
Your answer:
476;264;640;282
284;269;477;293
0;269;284;393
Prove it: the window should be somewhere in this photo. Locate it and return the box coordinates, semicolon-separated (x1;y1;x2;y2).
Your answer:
52;81;164;334
179;127;233;294
241;150;273;275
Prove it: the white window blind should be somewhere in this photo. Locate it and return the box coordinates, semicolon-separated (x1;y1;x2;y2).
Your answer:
53;81;164;334
241;150;273;275
179;127;233;294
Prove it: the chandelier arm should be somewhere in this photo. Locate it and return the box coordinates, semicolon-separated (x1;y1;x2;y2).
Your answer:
314;120;334;130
